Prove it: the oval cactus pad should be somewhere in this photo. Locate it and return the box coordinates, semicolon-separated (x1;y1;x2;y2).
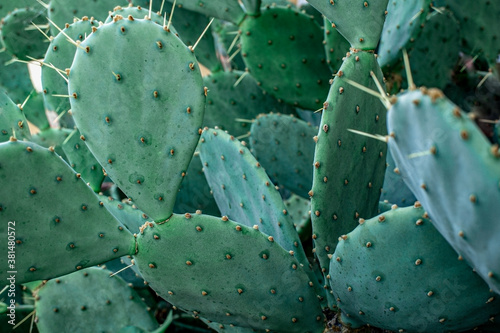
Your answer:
68;18;206;222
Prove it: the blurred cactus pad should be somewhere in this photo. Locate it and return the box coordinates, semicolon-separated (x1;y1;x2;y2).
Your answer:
0;0;499;332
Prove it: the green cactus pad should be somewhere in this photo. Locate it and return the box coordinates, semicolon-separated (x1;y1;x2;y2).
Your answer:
198;128;326;304
250;113;317;199
377;0;432;69
0;51;34;105
134;213;324;332
173;152;220;216
0;91;31;143
47;0;129;36
68;18;206;222
307;0;389;50
164;0;246;25
0;141;135;283
35;267;158;333
42;17;99;116
98;194;150;233
404;10;459;90
0;7;49;61
204;70;294;137
199;128;311;267
61;129;105;192
31;127;72;161
198;128;303;251
329;205;500;331
239;6;332;111
387;88;500;294
323;17;351;73
445;0;500;69
311;51;387;279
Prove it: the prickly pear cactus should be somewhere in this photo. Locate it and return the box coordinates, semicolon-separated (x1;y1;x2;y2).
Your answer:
198;127;327;307
329;204;500;332
387;87;500;295
134;213;325;332
198;128;313;271
239;5;332;111
377;0;431;69
68;17;206;222
403;10;460;90
34;267;159;333
0;7;49;61
0;140;135;283
311;51;387;283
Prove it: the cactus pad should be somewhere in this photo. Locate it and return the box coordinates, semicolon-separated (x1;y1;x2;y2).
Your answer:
404;10;460;90
198;128;326;304
377;0;431;69
68;18;206;222
329;204;500;331
0;141;135;283
387;88;500;294
311;51;387;278
134;213;325;332
239;5;332;111
0;7;49;61
35;267;158;332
